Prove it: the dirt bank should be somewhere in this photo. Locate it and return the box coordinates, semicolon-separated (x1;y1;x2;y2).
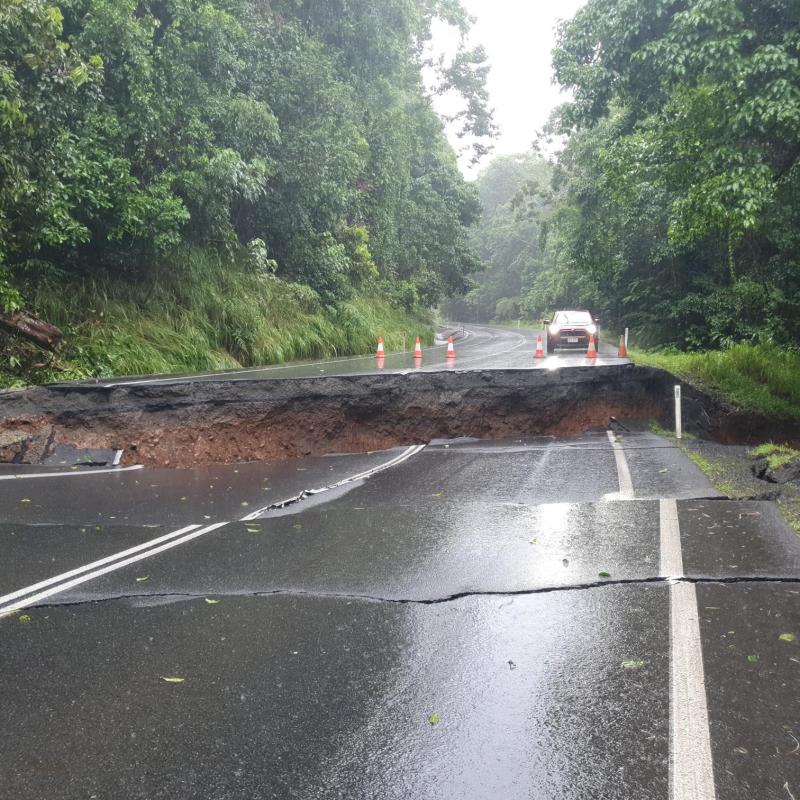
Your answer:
0;365;793;468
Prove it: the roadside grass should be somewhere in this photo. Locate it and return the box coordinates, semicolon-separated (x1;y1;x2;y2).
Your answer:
1;251;435;387
631;343;800;418
750;442;800;471
649;422;800;535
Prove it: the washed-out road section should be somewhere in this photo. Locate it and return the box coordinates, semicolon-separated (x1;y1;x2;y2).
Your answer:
2;429;799;799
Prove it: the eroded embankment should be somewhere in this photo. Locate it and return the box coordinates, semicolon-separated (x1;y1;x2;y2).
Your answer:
0;365;786;468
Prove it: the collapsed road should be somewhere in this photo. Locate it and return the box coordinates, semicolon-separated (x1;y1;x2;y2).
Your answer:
1;324;799;799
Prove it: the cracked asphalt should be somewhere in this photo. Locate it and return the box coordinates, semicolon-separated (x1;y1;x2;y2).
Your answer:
2;431;800;794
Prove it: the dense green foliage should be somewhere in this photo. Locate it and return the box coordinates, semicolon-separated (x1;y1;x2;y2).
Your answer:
1;250;434;387
517;0;800;348
632;342;800;417
445;153;552;322
0;0;492;381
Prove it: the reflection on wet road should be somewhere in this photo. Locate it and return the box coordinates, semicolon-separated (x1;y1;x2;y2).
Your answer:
2;417;798;795
92;323;628;385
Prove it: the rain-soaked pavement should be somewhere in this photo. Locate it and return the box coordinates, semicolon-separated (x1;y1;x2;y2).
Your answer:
2;431;799;799
91;322;627;386
1;329;799;799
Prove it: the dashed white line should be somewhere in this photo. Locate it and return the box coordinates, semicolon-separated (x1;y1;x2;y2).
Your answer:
660;498;717;800
606;430;634;498
0;464;143;481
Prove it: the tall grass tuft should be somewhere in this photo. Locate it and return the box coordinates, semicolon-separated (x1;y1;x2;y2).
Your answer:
631;343;800;418
3;250;435;385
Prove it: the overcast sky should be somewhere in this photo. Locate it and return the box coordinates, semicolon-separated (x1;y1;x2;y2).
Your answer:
430;0;587;175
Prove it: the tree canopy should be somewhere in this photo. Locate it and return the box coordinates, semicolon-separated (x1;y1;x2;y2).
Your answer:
519;0;800;348
0;0;493;312
445;152;552;322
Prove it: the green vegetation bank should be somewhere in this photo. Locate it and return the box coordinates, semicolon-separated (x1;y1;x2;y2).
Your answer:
463;0;799;351
0;0;494;385
457;1;799;418
544;0;800;351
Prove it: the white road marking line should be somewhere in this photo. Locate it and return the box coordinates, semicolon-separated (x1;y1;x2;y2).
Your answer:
0;522;228;615
0;464;143;481
240;444;426;521
0;524;201;608
660;498;717;800
323;444;426;489
606;430;634;498
0;444;428;610
660;497;684;578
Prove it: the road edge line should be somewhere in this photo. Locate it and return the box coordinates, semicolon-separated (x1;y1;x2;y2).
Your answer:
0;464;144;481
660;498;717;800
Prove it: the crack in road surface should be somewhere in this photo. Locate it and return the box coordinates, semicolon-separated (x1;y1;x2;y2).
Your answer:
11;575;800;612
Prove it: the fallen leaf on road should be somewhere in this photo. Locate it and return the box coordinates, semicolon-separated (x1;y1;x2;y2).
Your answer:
621;660;646;669
18;614;31;624
598;571;611;578
747;654;759;662
659;469;668;473
161;676;185;683
135;576;149;583
432;491;443;497
246;526;261;534
428;713;440;725
20;499;30;503
779;633;796;642
204;598;220;605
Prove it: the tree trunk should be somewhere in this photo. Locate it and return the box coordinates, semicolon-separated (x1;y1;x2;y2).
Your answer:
0;311;63;350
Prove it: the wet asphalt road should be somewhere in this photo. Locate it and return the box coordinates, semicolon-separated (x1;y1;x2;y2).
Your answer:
2;328;800;799
94;323;626;386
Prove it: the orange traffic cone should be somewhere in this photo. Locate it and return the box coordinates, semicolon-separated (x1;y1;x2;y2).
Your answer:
586;334;597;358
375;355;385;369
534;335;545;359
445;335;456;358
617;334;628;358
376;336;385;357
413;336;423;358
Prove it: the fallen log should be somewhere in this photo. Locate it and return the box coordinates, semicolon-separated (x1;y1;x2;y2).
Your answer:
0;311;63;350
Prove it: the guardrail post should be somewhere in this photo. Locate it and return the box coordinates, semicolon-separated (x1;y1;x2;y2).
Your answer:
674;385;682;440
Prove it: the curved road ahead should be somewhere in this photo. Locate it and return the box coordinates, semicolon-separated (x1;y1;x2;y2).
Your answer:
96;322;627;386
